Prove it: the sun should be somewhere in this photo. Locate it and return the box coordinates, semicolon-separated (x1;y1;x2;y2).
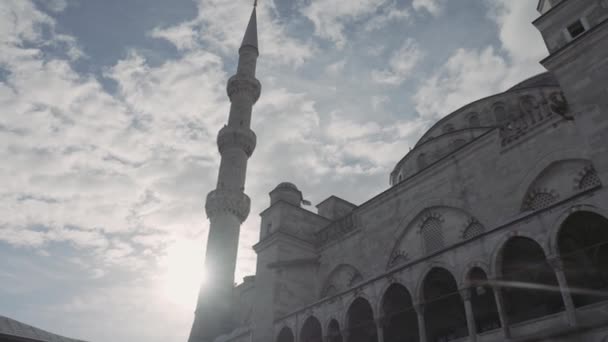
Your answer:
161;238;206;308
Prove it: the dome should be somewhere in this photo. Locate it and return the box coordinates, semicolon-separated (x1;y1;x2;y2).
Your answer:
270;182;302;206
507;72;559;91
390;72;564;186
275;182;299;191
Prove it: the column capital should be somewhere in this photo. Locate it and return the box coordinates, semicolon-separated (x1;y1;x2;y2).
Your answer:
459;287;472;301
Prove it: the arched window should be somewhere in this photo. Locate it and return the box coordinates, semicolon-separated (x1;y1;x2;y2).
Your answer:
468;113;480;127
327;320;342;342
463;222;484;240
381;284;418;342
422;217;444;254
277;327;294;342
558;211;608;307
417;153;428;170
300;316;323;342
468;268;501;333
493;104;507;125
500;237;563;324
423;268;468;341
346;298;377;342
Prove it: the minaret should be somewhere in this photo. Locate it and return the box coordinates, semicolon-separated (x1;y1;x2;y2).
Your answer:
189;3;260;342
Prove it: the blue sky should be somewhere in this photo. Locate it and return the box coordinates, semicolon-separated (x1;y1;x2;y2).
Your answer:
0;1;547;341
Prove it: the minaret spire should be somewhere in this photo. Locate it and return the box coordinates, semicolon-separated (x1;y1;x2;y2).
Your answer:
241;2;258;51
188;4;261;342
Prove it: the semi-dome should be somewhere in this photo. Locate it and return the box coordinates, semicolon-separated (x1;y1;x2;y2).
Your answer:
390;72;565;186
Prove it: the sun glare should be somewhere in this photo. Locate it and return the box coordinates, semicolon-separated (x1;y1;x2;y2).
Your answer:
161;239;205;308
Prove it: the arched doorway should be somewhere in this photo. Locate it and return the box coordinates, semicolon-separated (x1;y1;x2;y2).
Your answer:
277;327;294;342
423;268;468;341
558;211;608;307
300;316;323;342
327;320;342;342
346;298;377;342
468;268;501;333
381;283;418;342
500;237;563;323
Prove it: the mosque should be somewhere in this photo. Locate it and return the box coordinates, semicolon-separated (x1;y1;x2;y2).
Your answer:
188;1;608;342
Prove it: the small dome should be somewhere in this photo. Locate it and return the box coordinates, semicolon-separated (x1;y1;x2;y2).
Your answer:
275;182;299;191
270;182;302;206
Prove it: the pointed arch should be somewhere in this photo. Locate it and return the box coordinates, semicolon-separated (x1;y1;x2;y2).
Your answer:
467;267;501;333
557;211;608;307
346;297;377;342
499;236;563;323
388;205;484;268
381;283;418;342
276;326;295;342
422;268;468;341
326;319;342;342
320;264;363;298
300;316;323;342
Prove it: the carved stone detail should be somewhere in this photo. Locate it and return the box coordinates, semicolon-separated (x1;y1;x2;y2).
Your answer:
315;213;356;246
205;189;251;222
217;125;257;157
388;250;409;268
227;75;261;103
548;91;569;117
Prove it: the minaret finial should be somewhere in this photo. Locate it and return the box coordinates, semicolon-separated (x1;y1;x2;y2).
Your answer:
241;1;258;51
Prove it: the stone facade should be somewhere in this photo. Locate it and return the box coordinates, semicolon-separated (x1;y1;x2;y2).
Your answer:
194;1;608;342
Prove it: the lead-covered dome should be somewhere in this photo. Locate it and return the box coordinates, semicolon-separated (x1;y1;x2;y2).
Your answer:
390;72;564;186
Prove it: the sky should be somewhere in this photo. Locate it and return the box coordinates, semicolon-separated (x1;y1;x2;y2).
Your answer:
0;0;548;341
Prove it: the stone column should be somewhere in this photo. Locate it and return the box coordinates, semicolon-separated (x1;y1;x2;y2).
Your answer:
460;288;477;342
549;256;577;326
414;303;427;342
375;317;385;342
341;329;349;342
490;279;510;339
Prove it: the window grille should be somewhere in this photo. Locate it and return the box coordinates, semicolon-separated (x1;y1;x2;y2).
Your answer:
579;169;601;190
527;192;556;211
422;218;444;254
463;222;484;240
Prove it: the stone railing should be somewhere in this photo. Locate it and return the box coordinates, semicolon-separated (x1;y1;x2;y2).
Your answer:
315;213;356;247
500;91;570;147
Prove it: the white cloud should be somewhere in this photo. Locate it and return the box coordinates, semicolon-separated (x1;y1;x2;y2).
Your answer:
412;0;547;120
413;46;508;119
364;2;410;32
371;38;424;85
412;0;446;16
151;0;314;66
300;0;388;47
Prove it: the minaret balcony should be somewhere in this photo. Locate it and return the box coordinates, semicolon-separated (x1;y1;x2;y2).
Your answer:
217;125;257;157
227;75;261;103
205;189;251;223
